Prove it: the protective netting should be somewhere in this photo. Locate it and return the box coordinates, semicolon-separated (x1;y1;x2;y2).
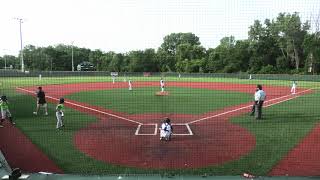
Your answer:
0;71;320;177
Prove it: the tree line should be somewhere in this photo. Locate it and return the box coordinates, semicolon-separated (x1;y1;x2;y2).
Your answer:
1;12;319;74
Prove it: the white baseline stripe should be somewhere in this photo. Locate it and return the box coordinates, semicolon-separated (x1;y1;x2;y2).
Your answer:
16;87;142;125
134;124;142;135
135;124;158;135
264;97;295;108
188;88;312;125
171;123;193;135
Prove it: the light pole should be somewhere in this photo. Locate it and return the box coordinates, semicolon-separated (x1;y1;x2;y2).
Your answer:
71;41;74;72
15;18;25;72
2;49;7;70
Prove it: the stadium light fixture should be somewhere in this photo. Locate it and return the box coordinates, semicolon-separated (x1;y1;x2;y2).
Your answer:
2;49;7;70
71;41;74;72
14;18;25;72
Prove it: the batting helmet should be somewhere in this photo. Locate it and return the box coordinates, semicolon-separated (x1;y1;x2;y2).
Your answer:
59;98;64;104
1;95;7;101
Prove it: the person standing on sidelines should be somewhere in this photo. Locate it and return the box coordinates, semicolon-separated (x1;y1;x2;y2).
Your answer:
254;84;266;120
56;98;65;130
291;80;297;94
33;87;48;115
0;95;15;127
160;78;165;92
128;80;132;91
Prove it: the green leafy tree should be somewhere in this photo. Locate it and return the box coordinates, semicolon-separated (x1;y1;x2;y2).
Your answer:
108;53;124;72
303;33;320;73
89;50;104;71
0;55;19;69
272;12;310;70
159;33;201;71
99;52;115;71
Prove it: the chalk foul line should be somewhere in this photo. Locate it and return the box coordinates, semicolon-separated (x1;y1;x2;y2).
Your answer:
16;87;142;125
188;88;313;124
17;87;313;126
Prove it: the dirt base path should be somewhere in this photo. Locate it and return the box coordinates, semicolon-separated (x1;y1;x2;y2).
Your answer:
0;121;62;173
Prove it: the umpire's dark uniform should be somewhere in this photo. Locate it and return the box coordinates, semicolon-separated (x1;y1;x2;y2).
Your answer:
250;89;259;116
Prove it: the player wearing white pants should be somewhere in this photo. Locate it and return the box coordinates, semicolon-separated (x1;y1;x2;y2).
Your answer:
128;80;132;90
1;108;12;128
160;118;173;141
160;79;165;92
112;75;115;84
56;98;65;129
291;81;297;94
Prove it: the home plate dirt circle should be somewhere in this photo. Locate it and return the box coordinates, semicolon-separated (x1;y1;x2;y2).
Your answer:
68;82;260;169
74;116;256;169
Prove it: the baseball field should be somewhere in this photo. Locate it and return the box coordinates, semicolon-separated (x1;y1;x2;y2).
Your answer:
1;74;320;176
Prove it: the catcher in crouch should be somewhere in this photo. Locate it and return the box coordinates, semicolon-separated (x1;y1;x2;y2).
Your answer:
160;118;173;141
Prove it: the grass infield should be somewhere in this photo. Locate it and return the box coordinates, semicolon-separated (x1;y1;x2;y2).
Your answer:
66;87;251;115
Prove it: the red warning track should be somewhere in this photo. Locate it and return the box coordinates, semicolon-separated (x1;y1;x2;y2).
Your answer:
13;82;312;171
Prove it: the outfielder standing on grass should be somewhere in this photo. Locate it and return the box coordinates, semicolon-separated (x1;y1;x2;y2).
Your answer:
0;95;15;128
33;86;48;115
56;98;65;130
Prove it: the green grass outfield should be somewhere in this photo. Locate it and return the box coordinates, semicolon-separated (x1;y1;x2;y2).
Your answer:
1;76;320;175
66;87;251;114
1;75;320;89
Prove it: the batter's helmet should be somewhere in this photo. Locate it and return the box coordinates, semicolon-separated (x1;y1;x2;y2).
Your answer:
59;98;64;104
1;95;7;101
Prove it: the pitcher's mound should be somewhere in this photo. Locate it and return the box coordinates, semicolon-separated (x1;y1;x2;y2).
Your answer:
156;91;169;96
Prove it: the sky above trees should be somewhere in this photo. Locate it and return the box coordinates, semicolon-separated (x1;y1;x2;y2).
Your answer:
0;0;319;56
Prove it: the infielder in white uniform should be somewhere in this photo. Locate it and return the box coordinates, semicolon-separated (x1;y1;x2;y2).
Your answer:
291;81;297;94
112;75;115;84
128;80;132;90
160;79;165;92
